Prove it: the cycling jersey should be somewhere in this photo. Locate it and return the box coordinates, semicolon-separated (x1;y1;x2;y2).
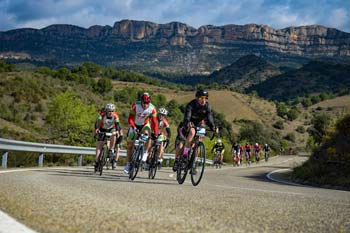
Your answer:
128;101;158;135
245;144;251;152
212;143;225;153
255;145;261;152
96;112;120;130
158;118;171;139
183;99;215;130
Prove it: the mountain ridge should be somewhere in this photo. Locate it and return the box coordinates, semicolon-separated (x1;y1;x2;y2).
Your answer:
1;19;350;74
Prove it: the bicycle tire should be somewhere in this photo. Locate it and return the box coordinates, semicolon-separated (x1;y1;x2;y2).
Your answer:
148;147;158;179
129;145;143;180
191;141;206;186
177;154;189;184
99;144;108;176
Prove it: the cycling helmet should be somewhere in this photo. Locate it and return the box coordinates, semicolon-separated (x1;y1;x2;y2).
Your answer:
105;103;115;112
217;139;222;144
158;107;168;116
140;92;151;104
195;89;209;98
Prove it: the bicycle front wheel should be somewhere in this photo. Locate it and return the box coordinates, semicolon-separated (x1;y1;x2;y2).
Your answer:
190;142;206;186
177;155;189;184
129;145;142;180
99;145;108;176
148;148;158;179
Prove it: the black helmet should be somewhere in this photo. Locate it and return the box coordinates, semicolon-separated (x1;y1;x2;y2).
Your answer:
195;89;209;98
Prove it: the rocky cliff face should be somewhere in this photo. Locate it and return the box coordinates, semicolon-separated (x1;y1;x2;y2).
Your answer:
1;20;349;74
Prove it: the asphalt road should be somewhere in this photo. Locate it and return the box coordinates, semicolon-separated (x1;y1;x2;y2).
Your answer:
0;156;349;233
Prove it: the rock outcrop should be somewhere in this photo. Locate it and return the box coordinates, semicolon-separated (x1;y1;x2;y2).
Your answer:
1;20;349;73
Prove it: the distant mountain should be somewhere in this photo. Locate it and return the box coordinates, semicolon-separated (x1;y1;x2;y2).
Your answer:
206;54;281;91
247;61;350;101
1;20;350;74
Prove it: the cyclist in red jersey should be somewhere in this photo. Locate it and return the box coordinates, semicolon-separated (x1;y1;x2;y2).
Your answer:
123;93;158;174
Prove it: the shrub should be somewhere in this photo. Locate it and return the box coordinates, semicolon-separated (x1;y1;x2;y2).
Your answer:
273;120;284;129
296;126;305;133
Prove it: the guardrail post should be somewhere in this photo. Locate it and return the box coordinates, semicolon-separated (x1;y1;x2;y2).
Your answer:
166;159;169;167
2;151;8;169
78;155;83;167
38;153;44;167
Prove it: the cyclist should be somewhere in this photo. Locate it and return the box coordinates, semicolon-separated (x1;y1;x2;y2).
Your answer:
232;142;240;166
212;139;225;165
94;103;121;171
245;143;252;165
254;142;261;163
123;92;158;174
156;107;171;165
239;144;244;165
264;143;270;161
173;89;218;172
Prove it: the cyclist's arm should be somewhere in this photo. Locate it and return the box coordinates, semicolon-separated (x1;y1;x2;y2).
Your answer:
183;102;193;127
150;109;158;136
128;104;137;128
205;103;215;131
165;127;171;139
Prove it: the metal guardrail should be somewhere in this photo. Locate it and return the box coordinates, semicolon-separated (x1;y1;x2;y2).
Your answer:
0;138;176;169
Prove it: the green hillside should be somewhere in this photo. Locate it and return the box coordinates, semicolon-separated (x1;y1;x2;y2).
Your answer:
248;61;350;102
207;55;281;91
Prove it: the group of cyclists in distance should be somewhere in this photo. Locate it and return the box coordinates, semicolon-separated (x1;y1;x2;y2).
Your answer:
93;88;271;176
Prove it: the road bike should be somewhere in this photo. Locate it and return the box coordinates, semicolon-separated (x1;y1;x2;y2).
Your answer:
213;151;222;169
147;136;163;179
95;132;114;176
177;127;214;186
129;132;149;180
264;150;269;162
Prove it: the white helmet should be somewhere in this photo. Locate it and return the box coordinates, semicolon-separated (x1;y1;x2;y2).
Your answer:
217;139;222;144
158;107;168;116
105;103;115;112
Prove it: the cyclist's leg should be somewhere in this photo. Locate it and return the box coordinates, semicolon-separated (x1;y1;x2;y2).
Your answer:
126;127;137;162
140;124;151;162
183;127;195;156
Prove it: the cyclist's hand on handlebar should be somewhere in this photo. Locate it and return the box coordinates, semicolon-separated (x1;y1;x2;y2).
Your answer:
95;128;100;135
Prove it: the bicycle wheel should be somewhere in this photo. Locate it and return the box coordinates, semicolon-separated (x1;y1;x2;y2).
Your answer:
129;145;143;180
148;148;158;179
177;154;189;184
191;142;206;186
99;144;108;176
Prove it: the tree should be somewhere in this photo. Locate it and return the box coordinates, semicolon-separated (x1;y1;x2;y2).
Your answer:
95;78;113;93
307;113;332;145
47;92;96;146
276;102;288;118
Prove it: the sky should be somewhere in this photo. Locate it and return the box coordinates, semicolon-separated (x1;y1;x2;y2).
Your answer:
0;0;349;32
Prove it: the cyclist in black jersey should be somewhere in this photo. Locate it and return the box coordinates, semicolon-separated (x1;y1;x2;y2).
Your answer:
173;89;218;171
212;139;225;165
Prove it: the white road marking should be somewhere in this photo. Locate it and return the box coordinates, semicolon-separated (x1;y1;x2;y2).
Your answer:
266;168;305;187
0;210;37;233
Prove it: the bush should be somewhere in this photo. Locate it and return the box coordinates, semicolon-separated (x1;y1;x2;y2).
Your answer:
284;132;296;142
296;126;305;133
273;120;284;129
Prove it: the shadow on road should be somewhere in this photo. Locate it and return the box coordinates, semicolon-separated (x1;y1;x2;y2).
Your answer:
35;168;179;186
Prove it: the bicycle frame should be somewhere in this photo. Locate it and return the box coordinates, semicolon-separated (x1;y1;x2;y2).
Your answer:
129;133;149;180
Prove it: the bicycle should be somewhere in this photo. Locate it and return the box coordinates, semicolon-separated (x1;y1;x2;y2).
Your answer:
95;132;114;176
177;127;214;186
148;136;163;179
264;151;269;162
129;132;149;180
245;150;251;166
213;151;222;169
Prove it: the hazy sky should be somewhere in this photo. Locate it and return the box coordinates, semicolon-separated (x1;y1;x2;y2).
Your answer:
1;0;349;32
